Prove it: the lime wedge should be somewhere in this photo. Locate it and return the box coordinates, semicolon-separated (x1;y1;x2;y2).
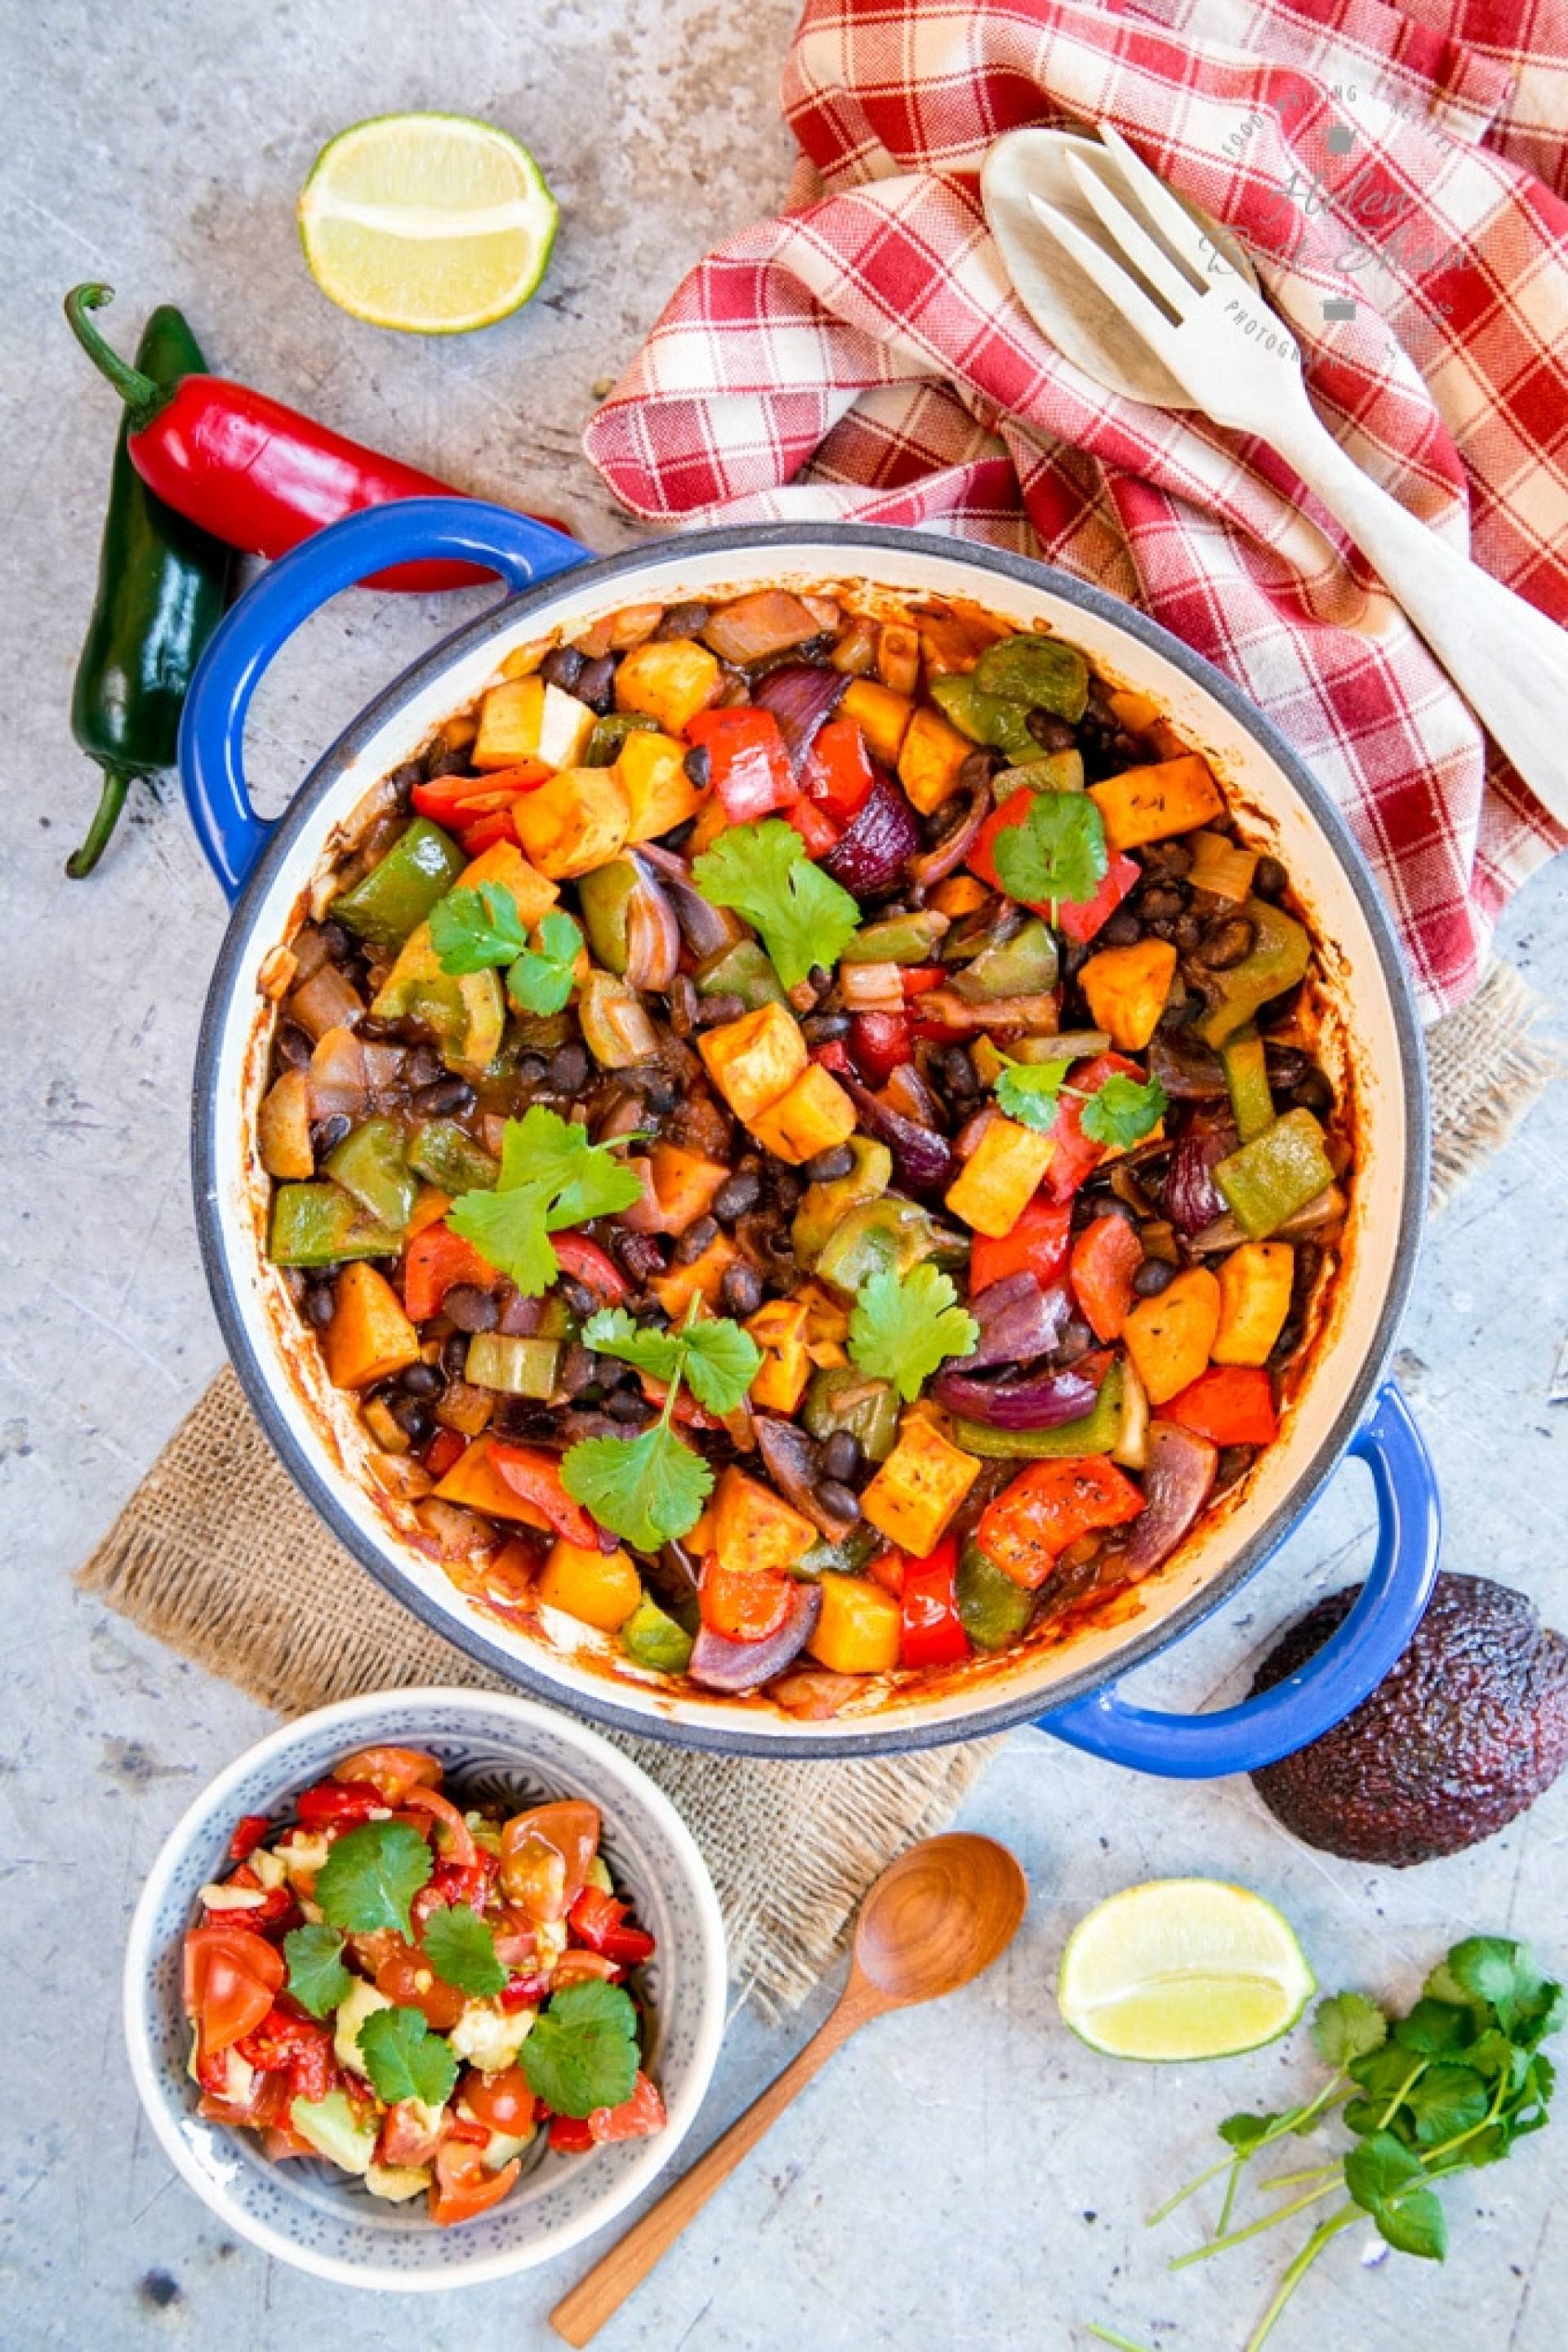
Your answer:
298;113;557;334
1057;1878;1315;2061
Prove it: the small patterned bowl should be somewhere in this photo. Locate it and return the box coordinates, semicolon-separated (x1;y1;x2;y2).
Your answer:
122;1687;727;2291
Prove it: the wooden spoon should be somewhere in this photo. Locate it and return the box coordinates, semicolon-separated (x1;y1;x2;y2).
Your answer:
549;1833;1027;2346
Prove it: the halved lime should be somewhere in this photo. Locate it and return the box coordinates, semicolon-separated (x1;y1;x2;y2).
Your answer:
1057;1878;1315;2061
298;113;557;335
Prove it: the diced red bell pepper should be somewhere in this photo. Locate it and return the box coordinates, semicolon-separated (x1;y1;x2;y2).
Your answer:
687;706;798;823
403;1222;498;1321
552;1232;630;1304
847;1010;912;1087
898;1536;970;1669
229;1813;272;1864
804;716;875;823
568;1885;657;1967
1057;853;1141;945
970;1192;1073;1294
457;806;523;855
1046;1054;1147;1202
500;1971;552;2011
787;799;843;857
411;763;549;824
977;1457;1147;1589
966;783;1039;897
1070;1213;1144;1342
1165;1366;1279;1447
295;1779;385;1829
547;2073;666;2150
809;1036;853;1079
488;1444;603;1547
899;965;947;997
422;1427;466;1480
866;1549;905;1599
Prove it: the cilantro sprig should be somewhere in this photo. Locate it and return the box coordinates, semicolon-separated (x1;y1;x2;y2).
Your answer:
283;1922;354;2019
506;910;584;1016
848;1263;978;1403
421;1903;506;1998
561;1300;719;1553
994;1057;1167;1150
1147;1936;1563;2348
991;787;1107;918
357;2004;460;2110
314;1819;434;1940
581;1305;761;1417
448;1106;643;1298
692;818;860;988
521;1979;640;2118
430;883;584;1018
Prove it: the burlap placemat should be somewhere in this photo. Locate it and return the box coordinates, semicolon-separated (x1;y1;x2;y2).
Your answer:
79;960;1558;2016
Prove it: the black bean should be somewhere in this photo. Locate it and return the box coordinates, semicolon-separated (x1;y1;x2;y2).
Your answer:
1144;838;1193;878
1057;1317;1094;1360
561;1278;599;1318
1293;1243;1323;1297
1214;1443;1256;1491
406;1044;444;1089
516;1052;550;1089
1270;1316;1303;1363
695;991;746;1030
639;1075;679;1116
608;1388;653;1423
937;1045;977;1102
957;747;1004;792
806;964;832;1001
548;1043;590;1094
610;1229;666;1286
304;1279;337;1327
712;1169;761;1223
800;1011;851;1045
575;654;616;713
413;1075;475;1118
768;1169;803;1212
1027;710;1077;752
401;1361;443;1397
1138;884;1186;923
1253;855;1287;901
310;1114;351;1161
385;764;420;814
423;737;468;780
815;1478;862;1523
683;742;711;790
820;1431;862;1485
1099;906;1143;947
720;1262;764;1317
803;1144;855;1183
541;644;585;692
560;1343;599;1396
1196;915;1256;970
1133;1258;1177;1298
443;1285;499;1333
440;1331;470;1379
391;1397;434;1445
674;1215;719;1265
1169;915;1201;954
497;1289;542;1337
276;1021;314;1070
319;920;353;964
1263;1045;1308;1091
1290;1068;1334;1114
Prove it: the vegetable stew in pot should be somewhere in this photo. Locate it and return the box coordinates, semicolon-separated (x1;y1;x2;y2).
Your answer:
253;586;1352;1719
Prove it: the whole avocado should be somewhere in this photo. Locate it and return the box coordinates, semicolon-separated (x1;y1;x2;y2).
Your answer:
1250;1572;1568;1865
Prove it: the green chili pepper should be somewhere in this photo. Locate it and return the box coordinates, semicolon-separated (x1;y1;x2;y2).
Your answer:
405;1118;499;1196
953;915;1060;1003
1196;899;1312;1047
324;1118;417;1232
929;673;1040;764
267;1183;403;1267
584;711;660;766
68;305;233;876
576;858;641;974
693;938;786;1010
801;1365;902;1463
840;911;951;965
953;1364;1125;1459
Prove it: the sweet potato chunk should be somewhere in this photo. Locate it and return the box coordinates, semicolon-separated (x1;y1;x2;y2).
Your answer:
697;1001;807;1124
512;767;630;880
613;639;721;737
1088;755;1224;851
1122;1267;1222;1405
323;1263;421;1391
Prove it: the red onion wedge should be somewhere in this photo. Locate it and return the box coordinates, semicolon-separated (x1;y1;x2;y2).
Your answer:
1125;1420;1218;1572
960;1274;1070;1367
932;1354;1107;1430
623;857;682;991
821;769;924;897
752;664;847;776
838;1068;956;1196
636;842;747;960
909;777;991;889
688;1582;822;1693
1165;1111;1238;1238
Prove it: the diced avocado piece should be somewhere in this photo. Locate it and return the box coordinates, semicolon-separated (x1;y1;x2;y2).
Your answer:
366;2161;431;2203
333;1977;394;2077
620;1593;695;1675
289;2088;378;2174
268;1182;403;1267
333;818;466;949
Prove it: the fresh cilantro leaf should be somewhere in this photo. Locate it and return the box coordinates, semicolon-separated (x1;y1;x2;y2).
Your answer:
283;1923;354;2020
356;2004;460;2109
1443;1937;1544;2031
560;1420;714;1554
991;787;1107;912
421;1903;507;1998
507;910;583;1018
448;1106;644;1298
693;818;860;988
848;1263;978;1404
314;1819;434;1939
1374;2183;1447;2261
1343;2129;1425;2212
581;1306;761;1418
520;1980;639;2118
1217;2112;1276;2154
995;1058;1071;1133
1313;1990;1388;2069
1393;1998;1471;2057
430;881;529;973
1405;2064;1490;2147
1080;1072;1167;1150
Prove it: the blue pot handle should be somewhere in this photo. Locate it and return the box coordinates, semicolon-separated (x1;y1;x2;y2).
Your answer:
179;499;593;902
1039;1379;1440;1778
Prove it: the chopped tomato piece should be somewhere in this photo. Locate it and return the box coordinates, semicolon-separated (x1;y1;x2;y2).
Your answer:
184;1925;286;2055
500;1800;600;1923
804;716;875;823
332;1745;443;1802
970;1193;1073;1294
403;1784;478;1867
548;2072;667;2151
554;1949;624;1986
238;2008;336;2102
374;1934;469;2030
402;1224;498;1321
430;2141;522;2226
686;706;797;822
1070;1214;1144;1342
551;1233;630;1304
295;1778;385;1829
461;2066;537;2138
488;1445;603;1548
198;2071;292;2132
975;1458;1146;1589
699;1555;792;1643
379;2097;445;2169
897;1535;970;1669
1165;1366;1279;1446
568;1885;657;1967
228;1813;272;1863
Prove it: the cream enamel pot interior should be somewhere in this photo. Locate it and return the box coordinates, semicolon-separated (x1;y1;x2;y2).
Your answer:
183;501;1438;1770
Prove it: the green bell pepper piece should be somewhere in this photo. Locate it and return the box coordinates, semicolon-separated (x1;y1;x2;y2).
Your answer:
325;1118;417;1232
971;634;1090;723
1196;899;1312;1048
840;911;951;965
620;1593;695;1675
577;858;639;976
371;928;505;1076
584;710;660;767
929;672;1039;764
465;1334;560;1397
1221;1024;1275;1143
956;1544;1036;1650
1214;1108;1336;1239
953;915;1059;1004
953;1363;1125;1459
268;1182;403;1267
694;938;786;1009
791;1137;893;1263
814;1196;944;1299
801;1366;902;1463
332;818;466;949
795;1525;882;1579
406;1118;498;1195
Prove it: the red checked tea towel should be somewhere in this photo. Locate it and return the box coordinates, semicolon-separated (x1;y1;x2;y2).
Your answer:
583;0;1568;1017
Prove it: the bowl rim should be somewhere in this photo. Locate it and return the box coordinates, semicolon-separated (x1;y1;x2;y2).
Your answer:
192;520;1428;1759
121;1685;728;2290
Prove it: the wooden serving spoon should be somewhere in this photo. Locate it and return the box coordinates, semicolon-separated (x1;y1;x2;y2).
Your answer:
549;1833;1027;2346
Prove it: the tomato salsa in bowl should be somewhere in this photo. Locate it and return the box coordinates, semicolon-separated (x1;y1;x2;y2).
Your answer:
123;1689;725;2288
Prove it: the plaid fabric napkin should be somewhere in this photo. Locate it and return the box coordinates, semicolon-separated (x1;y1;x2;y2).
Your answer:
583;0;1568;1017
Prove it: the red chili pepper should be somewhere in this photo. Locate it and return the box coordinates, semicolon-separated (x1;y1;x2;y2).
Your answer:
295;1779;385;1829
228;1814;272;1864
551;1234;630;1303
847;1010;912;1087
686;707;798;823
568;1885;657;1967
786;800;843;857
804;716;875;823
1165;1366;1279;1447
898;1536;971;1669
66;284;567;594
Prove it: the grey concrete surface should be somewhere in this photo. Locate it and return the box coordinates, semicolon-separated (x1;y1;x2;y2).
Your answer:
2;3;1566;2346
